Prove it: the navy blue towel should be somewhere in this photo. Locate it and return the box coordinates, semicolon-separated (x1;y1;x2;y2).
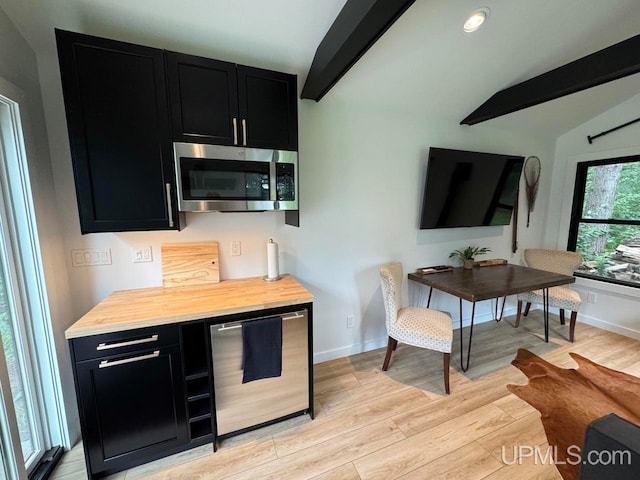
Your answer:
242;316;283;383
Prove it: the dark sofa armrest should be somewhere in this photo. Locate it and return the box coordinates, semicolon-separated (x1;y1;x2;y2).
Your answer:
579;413;640;479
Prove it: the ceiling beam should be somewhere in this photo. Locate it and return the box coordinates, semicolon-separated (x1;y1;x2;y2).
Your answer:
461;33;640;126
301;0;416;102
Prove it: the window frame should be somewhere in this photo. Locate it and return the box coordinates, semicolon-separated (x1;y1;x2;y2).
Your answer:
567;154;640;289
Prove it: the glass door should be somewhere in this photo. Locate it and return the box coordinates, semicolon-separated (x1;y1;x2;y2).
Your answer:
0;89;46;476
0;236;44;469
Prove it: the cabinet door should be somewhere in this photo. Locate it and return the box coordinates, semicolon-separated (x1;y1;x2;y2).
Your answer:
237;66;298;151
75;345;188;477
55;29;179;233
166;52;239;145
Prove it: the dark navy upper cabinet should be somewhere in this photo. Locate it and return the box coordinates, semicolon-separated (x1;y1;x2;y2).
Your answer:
166;53;298;151
55;29;181;233
237;65;298;151
165;52;239;146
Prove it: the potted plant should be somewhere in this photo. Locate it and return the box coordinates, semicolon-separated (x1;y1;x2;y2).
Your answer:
449;246;491;269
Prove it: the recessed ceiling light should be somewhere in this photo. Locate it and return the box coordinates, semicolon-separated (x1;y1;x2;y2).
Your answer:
463;7;489;33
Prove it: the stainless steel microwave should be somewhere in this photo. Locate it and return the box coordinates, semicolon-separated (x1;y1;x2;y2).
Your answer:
174;142;298;212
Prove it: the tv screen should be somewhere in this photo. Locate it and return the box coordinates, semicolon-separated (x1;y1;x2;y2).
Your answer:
420;147;524;229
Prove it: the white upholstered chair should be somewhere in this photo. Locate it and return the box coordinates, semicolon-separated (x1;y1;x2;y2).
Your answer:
379;262;453;394
516;249;583;342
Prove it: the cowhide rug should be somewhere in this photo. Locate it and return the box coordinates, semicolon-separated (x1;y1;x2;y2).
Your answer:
507;349;640;480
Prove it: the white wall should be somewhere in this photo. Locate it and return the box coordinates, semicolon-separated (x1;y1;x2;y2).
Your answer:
282;98;556;360
547;92;640;339
0;7;78;445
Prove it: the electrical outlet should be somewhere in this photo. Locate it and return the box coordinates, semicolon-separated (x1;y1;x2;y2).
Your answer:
346;315;354;329
71;248;112;267
587;292;597;304
231;240;241;256
132;245;153;263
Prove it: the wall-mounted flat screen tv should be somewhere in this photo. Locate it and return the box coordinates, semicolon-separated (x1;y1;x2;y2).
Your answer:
420;147;525;229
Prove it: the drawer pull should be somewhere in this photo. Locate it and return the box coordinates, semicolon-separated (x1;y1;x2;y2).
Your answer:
96;334;159;351
99;351;160;368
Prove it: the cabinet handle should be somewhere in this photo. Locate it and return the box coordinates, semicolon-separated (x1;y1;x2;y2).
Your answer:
99;350;160;368
242;118;247;146
165;183;174;228
232;117;238;145
96;334;159;351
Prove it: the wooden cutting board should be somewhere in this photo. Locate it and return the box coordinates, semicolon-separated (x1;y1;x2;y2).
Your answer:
161;242;220;287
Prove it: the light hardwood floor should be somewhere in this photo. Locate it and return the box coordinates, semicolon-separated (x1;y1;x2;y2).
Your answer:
51;312;640;480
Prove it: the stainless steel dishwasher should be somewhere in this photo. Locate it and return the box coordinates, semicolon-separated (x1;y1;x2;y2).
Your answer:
210;309;309;436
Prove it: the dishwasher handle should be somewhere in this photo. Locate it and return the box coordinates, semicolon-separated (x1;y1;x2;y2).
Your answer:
216;311;306;332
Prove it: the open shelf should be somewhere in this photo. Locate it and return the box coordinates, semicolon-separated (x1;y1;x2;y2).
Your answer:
188;396;211;420
189;418;213;440
181;323;210;378
186;376;210;400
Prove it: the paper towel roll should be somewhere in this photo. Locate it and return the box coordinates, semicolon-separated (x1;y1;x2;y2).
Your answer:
266;239;280;280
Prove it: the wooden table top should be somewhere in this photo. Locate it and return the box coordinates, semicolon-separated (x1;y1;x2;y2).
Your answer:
65;274;314;339
408;264;576;303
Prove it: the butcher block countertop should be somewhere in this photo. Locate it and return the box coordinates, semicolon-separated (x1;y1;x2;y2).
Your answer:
65;274;313;339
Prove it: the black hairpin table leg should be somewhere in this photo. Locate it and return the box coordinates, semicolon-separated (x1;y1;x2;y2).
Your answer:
543;287;549;342
459;298;476;372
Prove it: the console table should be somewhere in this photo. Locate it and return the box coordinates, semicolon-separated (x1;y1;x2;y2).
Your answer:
408;264;576;372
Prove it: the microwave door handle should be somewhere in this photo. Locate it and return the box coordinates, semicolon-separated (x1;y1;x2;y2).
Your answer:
270;162;277;206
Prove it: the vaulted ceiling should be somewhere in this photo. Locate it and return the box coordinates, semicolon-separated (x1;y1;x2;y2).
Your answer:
2;0;640;137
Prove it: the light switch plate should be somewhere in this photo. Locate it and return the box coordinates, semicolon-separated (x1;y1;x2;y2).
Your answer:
71;248;112;267
231;240;241;256
132;245;153;263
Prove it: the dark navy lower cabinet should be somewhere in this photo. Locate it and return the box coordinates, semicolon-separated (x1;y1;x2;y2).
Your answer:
70;329;190;479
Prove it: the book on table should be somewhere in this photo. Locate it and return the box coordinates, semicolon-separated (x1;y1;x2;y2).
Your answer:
417;265;453;274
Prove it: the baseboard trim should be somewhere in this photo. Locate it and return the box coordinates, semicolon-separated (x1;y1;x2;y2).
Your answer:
314;337;388;364
313;306;518;364
576;314;640;340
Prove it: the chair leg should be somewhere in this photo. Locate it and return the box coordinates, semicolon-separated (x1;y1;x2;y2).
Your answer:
515;300;523;327
382;337;397;371
443;352;450;395
569;311;577;342
523;302;531;316
559;309;566;325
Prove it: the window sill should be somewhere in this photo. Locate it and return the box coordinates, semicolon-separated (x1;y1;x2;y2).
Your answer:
574;274;640;298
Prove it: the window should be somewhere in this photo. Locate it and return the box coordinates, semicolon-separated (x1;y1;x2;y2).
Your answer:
568;155;640;288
